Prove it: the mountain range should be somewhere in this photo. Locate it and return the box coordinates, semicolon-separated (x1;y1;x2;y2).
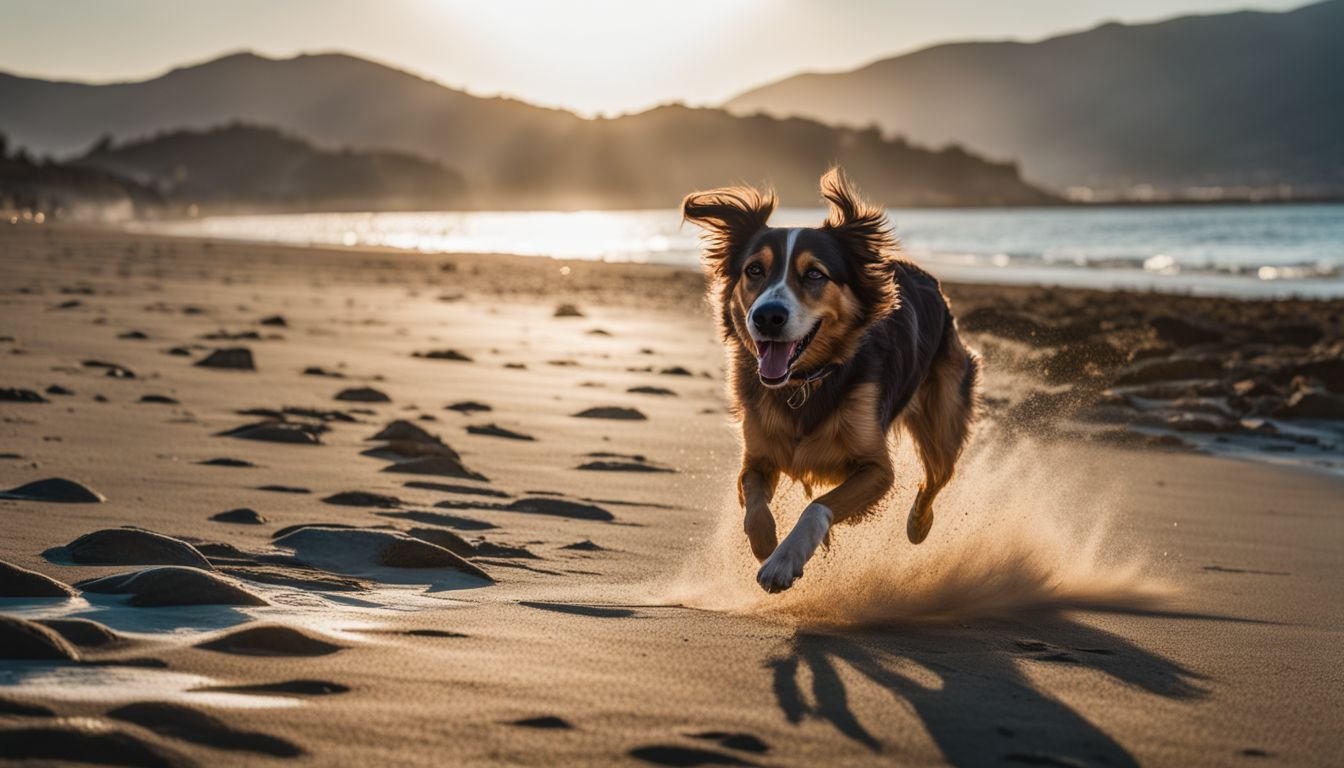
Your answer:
726;0;1344;197
0;53;1052;210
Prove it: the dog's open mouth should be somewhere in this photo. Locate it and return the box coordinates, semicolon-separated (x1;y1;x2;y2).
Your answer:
755;321;820;387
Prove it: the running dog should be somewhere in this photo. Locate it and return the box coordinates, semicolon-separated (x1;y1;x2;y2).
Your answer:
683;168;979;593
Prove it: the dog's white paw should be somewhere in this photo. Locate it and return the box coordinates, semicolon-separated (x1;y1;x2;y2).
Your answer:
755;503;832;594
756;546;806;593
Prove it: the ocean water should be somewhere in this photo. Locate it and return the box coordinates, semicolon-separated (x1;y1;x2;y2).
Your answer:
132;203;1344;297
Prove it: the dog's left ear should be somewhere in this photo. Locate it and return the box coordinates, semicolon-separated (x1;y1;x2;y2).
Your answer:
820;167;899;313
682;185;776;279
820;167;895;262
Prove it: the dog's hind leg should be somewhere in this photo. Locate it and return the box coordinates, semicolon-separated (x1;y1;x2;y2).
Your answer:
904;331;979;544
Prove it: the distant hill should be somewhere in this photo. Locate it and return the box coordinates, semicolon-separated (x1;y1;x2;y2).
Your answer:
75;124;468;212
0;52;1053;209
0;139;161;221
726;0;1344;198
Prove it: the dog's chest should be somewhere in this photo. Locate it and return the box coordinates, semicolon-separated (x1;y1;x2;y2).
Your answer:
749;381;885;479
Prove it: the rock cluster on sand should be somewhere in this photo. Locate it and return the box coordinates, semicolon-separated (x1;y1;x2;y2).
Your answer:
335;386;391;403
0;387;48;403
275;526;493;581
0;559;76;597
78;566;269;607
210;507;268;524
57;528;213;569
367;420;486;481
219;420;323;445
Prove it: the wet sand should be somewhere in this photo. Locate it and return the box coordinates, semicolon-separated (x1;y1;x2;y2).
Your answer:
1;224;1341;766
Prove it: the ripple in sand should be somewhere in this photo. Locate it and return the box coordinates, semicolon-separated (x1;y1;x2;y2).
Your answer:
505;498;614;522
0;559;77;598
78;567;269;607
196;347;255;370
572;406;647;420
0;616;80;660
109;701;304;757
577;453;675;473
690;732;770;754
630;745;756;766
53;529;212;569
379;509;497;531
403;480;510;499
0;477;105;503
137;394;179;405
197;624;344;656
257;484;311;494
466;423;535;441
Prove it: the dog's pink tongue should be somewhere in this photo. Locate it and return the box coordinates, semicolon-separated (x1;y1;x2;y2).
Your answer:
758;341;797;380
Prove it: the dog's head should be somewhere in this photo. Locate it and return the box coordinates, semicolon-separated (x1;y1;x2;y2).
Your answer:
683;168;898;388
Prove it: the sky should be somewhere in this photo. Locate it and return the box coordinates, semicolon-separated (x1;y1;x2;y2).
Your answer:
0;0;1310;116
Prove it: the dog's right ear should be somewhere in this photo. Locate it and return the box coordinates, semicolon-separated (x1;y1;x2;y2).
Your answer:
681;186;776;278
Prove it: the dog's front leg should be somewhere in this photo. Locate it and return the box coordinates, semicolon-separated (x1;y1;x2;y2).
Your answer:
756;459;894;593
738;463;780;562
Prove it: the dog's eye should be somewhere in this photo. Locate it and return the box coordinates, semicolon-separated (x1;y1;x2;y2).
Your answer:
745;263;764;278
805;268;828;281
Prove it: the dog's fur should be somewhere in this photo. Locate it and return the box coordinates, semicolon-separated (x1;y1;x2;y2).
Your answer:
683;168;979;593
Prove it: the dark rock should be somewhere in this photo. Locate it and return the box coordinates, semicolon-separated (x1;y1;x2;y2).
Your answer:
275;526;492;580
577;460;673;473
382;455;486;481
1114;356;1223;386
44;385;74;396
0;615;79;660
34;618;121;647
197;624;343;656
198;457;257;468
302;366;344;378
446;400;492;413
322;491;403;508
554;303;584;317
335;386;390;402
1274;388;1344;420
78;566;267;607
414;349;473;362
257;484;311;494
195;347;255;370
660;366;693;376
628;386;677;396
371;419;439;443
0;559;76;597
562;540;605;551
138;394;179;404
59;528;212;569
108;702;303;757
117;330;148;340
512;716;573;729
219;420;322;445
1151;315;1226;347
211;508;268;525
572;406;647;420
0;387;47;403
506;497;614;522
83;359;136;378
467;423;535;441
0;477;105;503
258;315;288;327
403;481;510;498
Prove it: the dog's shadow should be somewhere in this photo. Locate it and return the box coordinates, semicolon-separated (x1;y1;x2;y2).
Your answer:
768;611;1220;766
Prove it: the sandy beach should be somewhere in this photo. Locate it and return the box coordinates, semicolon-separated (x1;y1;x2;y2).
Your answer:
2;224;1342;767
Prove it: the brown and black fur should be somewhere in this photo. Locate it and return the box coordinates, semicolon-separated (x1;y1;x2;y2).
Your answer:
684;168;979;565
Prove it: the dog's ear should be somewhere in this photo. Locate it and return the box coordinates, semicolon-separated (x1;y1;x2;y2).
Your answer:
682;185;776;278
820;167;895;262
820;167;899;316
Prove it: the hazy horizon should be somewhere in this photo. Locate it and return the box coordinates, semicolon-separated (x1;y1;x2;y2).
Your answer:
0;0;1312;116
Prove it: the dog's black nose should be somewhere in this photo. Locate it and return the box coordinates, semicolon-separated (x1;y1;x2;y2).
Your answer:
751;303;789;335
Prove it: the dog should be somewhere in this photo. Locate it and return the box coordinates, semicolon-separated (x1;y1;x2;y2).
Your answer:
683;168;979;593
